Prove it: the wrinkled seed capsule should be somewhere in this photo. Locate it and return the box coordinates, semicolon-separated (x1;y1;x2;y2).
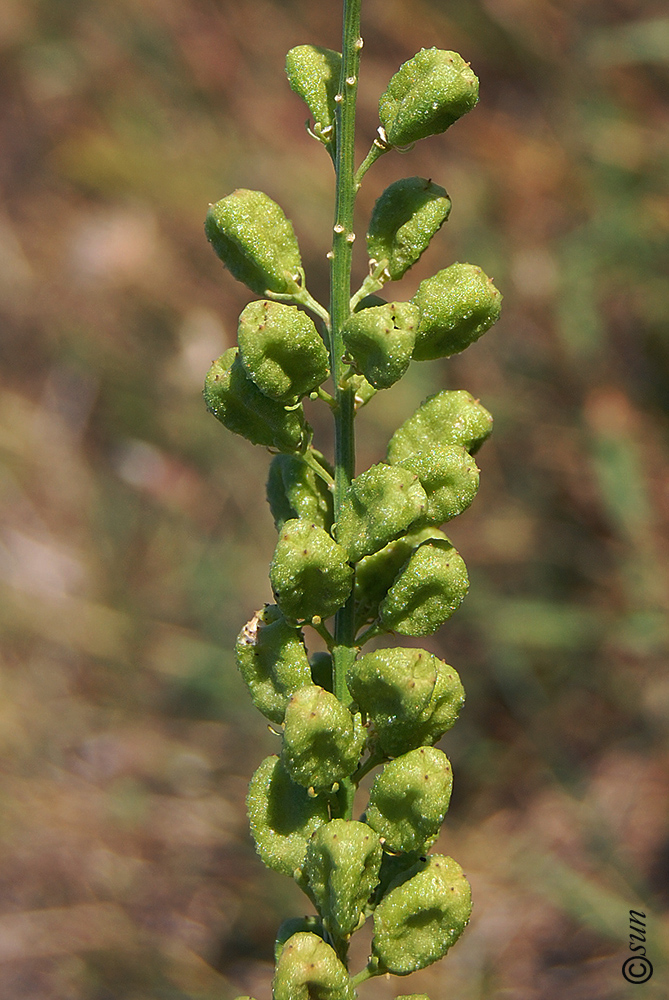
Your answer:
270;520;353;621
367;177;451;282
266;452;334;532
412;263;502;360
379;537;469;636
285;45;342;144
387;388;493;462
342;302;418;390
397;445;479;525
273;931;355;1000
335;463;427;561
282;685;365;790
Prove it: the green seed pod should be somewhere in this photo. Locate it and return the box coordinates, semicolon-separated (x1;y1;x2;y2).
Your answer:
379;537;469;636
275;916;324;963
347;647;464;757
273;932;355;1000
285;46;342;145
204;348;309;453
205;189;303;297
367;178;451;282
309;651;333;692
342;302;419;390
238;300;329;403
335;463;427;562
379;49;479;147
246;756;328;879
302;819;382;938
266;452;334;532
372;855;472;975
397;445;479;525
235;605;312;724
354;527;447;625
270;520;353;622
412;263;502;360
282;685;365;790
365;747;453;854
387;389;493;463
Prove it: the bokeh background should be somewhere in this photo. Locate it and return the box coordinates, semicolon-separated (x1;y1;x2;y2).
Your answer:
1;0;668;997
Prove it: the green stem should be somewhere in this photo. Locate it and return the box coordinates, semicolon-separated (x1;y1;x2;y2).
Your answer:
330;0;362;823
354;137;390;188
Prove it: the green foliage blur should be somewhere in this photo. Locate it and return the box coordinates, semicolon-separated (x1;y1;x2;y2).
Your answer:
0;0;668;997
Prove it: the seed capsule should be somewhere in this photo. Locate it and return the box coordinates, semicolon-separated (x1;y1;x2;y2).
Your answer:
204;348;309;453
302;819;382;938
273;932;355;1000
354;526;447;625
346;647;464;757
270;520;353;622
266;452;334;532
275;916;324;964
335;463;427;562
412;263;502;360
282;685;365;790
205;189;302;296
246;755;328;879
396;445;479;525
379;537;469;636
285;45;342;146
372;855;472;974
379;48;479;147
235;605;312;724
366;747;453;854
367;178;451;282
342;302;418;390
238;300;329;403
387;389;493;463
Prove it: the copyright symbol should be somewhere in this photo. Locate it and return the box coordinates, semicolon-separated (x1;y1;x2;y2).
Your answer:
622;956;653;983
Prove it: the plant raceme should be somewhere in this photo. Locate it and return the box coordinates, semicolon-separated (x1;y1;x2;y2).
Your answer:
203;4;501;996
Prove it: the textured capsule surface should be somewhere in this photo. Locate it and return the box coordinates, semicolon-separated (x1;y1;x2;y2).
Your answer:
303;819;382;938
238;300;329;403
379;537;469;636
247;756;328;879
379;48;479;147
342;302;418;390
275;916;324;963
367;177;451;282
267;452;334;532
354;527;447;625
412;263;502;360
372;855;472;974
234;605;312;724
397;445;479;525
273;932;355;1000
205;189;302;296
282;685;365;790
387;389;493;463
335;463;427;562
204;349;308;453
366;747;453;854
285;45;342;144
270;520;353;622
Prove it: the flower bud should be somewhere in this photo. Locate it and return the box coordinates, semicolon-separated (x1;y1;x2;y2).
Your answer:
355;527;446;625
367;178;451;281
412;263;502;360
302;819;382;937
235;605;312;724
372;855;472;974
342;302;418;390
366;747;453;854
238;300;329;403
205;189;302;296
204;349;309;453
335;463;427;562
379;49;478;147
379;537;469;636
282;685;365;790
270;520;353;621
387;389;493;463
347;647;464;757
247;756;328;879
285;45;342;145
266;452;334;532
396;445;479;525
273;932;355;1000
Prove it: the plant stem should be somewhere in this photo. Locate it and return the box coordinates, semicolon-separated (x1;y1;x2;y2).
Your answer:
330;0;362;822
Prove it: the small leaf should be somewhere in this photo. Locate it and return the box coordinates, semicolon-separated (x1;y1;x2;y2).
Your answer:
282;685;365;790
379;49;479;147
342;302;418;390
412;263;502;360
285;46;342;144
387;389;493;463
205;189;302;296
235;605;312;724
367;177;451;281
273;932;355;1000
270;519;353;621
379;537;469;636
335;463;427;562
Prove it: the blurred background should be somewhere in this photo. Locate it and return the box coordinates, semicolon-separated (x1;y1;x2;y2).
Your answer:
1;0;668;997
